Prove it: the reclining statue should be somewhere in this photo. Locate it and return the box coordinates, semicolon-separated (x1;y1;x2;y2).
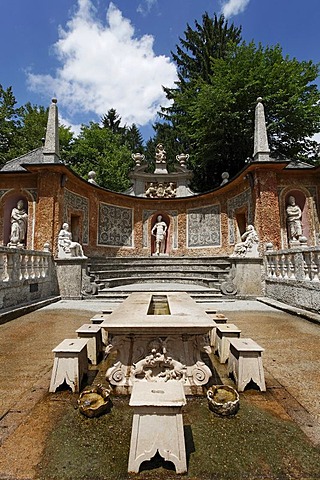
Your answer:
57;223;85;258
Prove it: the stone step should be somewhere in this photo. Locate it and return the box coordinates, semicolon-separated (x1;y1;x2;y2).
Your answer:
98;275;222;290
89;256;230;264
92;264;230;273
95;269;226;281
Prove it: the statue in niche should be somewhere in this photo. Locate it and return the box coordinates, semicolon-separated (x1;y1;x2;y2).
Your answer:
57;222;85;258
8;200;28;248
155;143;166;164
286;195;302;241
233;224;259;257
151;215;168;255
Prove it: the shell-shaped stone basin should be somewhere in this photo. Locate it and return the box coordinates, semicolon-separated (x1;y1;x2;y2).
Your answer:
78;384;111;418
207;385;240;416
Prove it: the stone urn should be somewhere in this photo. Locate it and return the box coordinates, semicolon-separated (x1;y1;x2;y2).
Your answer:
207;385;240;416
78;384;111;418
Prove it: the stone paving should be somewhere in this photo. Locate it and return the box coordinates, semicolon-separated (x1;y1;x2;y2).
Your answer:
0;295;320;477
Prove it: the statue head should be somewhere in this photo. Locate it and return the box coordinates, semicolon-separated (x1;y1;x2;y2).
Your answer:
17;200;24;210
288;195;296;206
62;222;69;231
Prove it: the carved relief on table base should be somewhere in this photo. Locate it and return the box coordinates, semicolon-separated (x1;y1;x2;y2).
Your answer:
105;334;212;393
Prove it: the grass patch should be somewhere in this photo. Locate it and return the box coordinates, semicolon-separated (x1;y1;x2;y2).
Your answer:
37;394;320;480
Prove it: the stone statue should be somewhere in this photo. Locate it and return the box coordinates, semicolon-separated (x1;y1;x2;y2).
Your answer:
145;182;157;198
220;172;229;186
286;195;302;241
151;215;167;255
57;222;85;258
8;200;28;247
165;182;176;198
233;225;259;257
88;171;98;185
155;144;166;164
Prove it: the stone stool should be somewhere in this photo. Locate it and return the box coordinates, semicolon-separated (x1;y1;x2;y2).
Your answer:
210;313;228;346
128;381;187;474
49;338;88;393
214;323;241;363
228;338;266;392
76;324;104;365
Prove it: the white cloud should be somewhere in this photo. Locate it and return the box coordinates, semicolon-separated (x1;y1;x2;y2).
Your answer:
27;0;177;127
137;0;158;16
221;0;251;17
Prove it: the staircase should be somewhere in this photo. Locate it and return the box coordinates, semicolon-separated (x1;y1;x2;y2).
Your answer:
88;256;231;301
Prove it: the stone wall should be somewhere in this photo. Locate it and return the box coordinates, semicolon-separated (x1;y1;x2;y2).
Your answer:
1;162;319;259
0;247;59;310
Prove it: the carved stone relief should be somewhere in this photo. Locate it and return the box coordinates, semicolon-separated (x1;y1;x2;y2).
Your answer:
64;189;89;244
227;189;252;245
105;333;212;391
187;205;221;248
98;203;133;247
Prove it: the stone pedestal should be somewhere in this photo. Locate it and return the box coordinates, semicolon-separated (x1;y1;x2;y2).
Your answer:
55;257;88;299
76;324;103;365
49;338;88;393
209;314;228;346
228;338;266;392
128;381;187;474
214;323;241;363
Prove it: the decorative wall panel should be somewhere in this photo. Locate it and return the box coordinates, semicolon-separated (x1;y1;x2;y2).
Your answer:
98;203;133;247
64;189;89;244
187;205;221;248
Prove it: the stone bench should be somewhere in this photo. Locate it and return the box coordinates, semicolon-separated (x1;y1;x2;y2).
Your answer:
76;324;104;365
128;381;187;474
228;338;266;392
214;323;241;363
49;338;88;393
209;313;228;346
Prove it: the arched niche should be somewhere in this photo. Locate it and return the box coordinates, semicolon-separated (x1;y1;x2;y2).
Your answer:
150;212;170;256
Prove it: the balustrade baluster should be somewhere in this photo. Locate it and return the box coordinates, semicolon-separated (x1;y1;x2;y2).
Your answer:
28;254;35;279
34;255;41;278
303;252;311;281
288;254;296;280
311;252;320;282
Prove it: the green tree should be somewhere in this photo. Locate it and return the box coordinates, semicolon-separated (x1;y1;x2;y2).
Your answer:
0;84;19;165
101;108;123;135
160;13;320;191
64;122;134;192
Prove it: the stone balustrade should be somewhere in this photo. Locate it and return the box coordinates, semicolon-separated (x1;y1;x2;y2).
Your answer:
0;246;58;311
265;245;320;313
265;246;320;282
0;247;51;284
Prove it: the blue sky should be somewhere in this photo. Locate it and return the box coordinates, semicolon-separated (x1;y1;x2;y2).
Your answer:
1;0;320;141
